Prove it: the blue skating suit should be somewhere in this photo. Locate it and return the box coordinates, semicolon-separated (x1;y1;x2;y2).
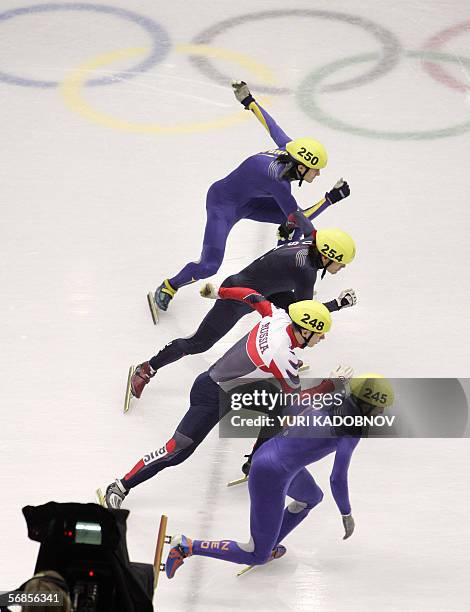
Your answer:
169;101;333;289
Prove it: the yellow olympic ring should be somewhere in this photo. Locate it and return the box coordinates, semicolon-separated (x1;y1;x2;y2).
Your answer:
60;44;276;134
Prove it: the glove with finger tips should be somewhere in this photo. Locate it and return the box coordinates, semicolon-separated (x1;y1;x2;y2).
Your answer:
325;178;350;204
328;364;354;397
199;283;218;299
342;514;355;540
328;364;354;381
231;80;255;108
336;288;357;309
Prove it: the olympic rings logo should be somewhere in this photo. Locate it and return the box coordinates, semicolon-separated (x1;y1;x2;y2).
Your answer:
2;4;470;139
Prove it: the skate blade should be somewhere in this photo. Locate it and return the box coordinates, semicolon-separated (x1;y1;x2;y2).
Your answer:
124;365;136;413
153;515;171;589
96;488;106;508
236;550;285;576
227;475;249;488
299;364;309;373
237;564;255;577
147;291;159;325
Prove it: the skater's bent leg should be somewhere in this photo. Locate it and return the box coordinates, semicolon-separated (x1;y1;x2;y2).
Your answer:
121;373;226;489
122;430;195;489
193;443;289;566
149;300;250;372
275;468;324;545
169;193;235;288
169;245;225;288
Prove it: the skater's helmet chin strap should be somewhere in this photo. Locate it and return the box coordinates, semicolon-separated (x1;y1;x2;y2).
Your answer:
321;260;334;280
291;322;316;349
296;165;308;188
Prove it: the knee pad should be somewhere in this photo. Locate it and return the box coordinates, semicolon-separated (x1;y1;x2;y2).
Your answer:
236;537;255;553
288;489;323;513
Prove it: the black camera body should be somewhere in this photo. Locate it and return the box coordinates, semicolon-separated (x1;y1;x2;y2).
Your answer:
22;502;154;612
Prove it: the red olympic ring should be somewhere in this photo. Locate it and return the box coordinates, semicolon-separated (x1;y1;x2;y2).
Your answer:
422;21;470;92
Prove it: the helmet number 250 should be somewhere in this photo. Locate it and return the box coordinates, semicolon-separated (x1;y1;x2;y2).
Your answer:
297;147;319;165
320;243;343;262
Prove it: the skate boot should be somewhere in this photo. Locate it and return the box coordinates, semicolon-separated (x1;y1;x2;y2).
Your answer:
241;453;252;476
104;479;128;509
155;279;177;311
131;361;155;399
270;544;287;562
165;534;193;579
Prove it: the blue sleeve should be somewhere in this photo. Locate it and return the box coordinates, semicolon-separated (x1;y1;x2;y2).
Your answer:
329;437;359;515
247;101;291;148
269;180;315;236
266;180;314;236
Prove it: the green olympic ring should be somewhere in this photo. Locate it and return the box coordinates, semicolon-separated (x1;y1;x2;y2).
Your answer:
297;50;470;140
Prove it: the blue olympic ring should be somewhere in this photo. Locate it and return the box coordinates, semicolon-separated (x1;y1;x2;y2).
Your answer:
0;3;171;88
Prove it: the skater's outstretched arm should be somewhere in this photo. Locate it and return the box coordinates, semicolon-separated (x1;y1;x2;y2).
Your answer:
329;437;360;515
301;196;331;221
302;179;351;221
232;81;291;147
218;286;273;317
277;179;351;245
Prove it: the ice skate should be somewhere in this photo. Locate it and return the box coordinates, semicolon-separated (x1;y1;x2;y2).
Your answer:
97;478;128;509
165;534;193;579
155;279;177;311
241;453;252;476
124;362;155;412
227;453;251;487
153;514;171;590
237;544;287;576
147;292;159;325
132;362;155;398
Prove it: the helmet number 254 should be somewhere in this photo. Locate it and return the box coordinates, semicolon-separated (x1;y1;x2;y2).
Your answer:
320;243;343;262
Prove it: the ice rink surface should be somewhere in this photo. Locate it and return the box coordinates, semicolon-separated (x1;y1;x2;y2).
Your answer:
1;0;470;609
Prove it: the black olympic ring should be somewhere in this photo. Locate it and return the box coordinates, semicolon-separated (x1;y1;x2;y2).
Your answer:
190;9;402;94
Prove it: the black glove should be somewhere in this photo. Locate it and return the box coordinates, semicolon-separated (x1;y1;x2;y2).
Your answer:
232;80;255;108
326;178;350;204
335;289;357;309
276;223;295;242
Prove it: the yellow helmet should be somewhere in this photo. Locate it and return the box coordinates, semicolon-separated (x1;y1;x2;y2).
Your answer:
316;228;356;265
288;300;332;334
350;373;394;409
285;138;328;170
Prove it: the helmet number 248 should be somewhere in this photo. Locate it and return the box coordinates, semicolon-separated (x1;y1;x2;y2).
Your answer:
320;243;343;262
300;314;325;331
